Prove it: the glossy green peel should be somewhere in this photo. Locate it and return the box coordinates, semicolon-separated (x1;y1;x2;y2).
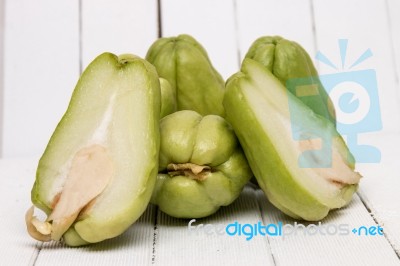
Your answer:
159;77;177;118
146;34;225;116
151;110;252;218
224;59;361;221
245;36;336;125
26;53;160;246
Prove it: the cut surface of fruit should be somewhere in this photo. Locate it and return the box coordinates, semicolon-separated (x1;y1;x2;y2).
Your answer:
245;35;336;125
27;53;160;246
224;58;361;221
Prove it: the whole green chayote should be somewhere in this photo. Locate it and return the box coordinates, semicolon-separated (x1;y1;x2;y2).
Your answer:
159;78;177;118
146;34;225;116
245;36;336;125
151;110;252;218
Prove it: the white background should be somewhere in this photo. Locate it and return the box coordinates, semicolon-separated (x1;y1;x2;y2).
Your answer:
0;0;399;265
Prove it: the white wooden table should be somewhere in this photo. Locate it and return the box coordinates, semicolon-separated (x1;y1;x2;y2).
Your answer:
0;0;399;265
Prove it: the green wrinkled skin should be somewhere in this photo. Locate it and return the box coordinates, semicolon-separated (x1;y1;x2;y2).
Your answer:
224;59;361;221
28;53;160;246
245;36;336;125
151;110;252;218
159;78;177;118
146;34;225;116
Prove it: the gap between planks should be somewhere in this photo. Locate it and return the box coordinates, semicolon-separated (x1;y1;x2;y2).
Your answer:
151;205;159;264
30;242;43;266
157;0;162;38
357;191;400;259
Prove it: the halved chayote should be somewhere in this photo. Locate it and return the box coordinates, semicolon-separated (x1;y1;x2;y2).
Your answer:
151;110;252;218
224;58;361;221
245;36;336;125
146;34;225;116
26;53;160;246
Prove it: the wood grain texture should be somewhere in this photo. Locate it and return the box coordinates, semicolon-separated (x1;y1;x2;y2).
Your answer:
81;0;158;69
235;0;315;61
1;0;400;265
0;159;42;266
0;159;399;265
312;0;400;133
257;190;400;266
153;186;274;266
160;0;239;79
35;205;157;266
357;133;400;257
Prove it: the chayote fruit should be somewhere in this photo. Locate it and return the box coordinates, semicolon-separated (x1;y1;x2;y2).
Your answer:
151;110;252;218
245;36;336;125
224;58;361;221
146;34;225;116
26;53;160;246
159;77;177;118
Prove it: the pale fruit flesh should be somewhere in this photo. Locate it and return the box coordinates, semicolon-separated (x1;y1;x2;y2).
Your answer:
27;53;160;246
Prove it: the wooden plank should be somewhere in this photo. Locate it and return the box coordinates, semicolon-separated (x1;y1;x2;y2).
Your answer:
382;1;400;254
81;0;158;69
0;159;41;265
387;0;400;103
356;133;400;257
153;186;274;266
35;205;157;266
313;0;400;133
0;152;399;265
2;0;80;158
0;0;4;157
0;158;156;265
160;0;239;79
235;0;315;60
257;190;400;265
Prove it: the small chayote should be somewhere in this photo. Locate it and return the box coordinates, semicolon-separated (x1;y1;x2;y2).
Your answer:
151;110;252;218
146;34;225;116
245;36;336;125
